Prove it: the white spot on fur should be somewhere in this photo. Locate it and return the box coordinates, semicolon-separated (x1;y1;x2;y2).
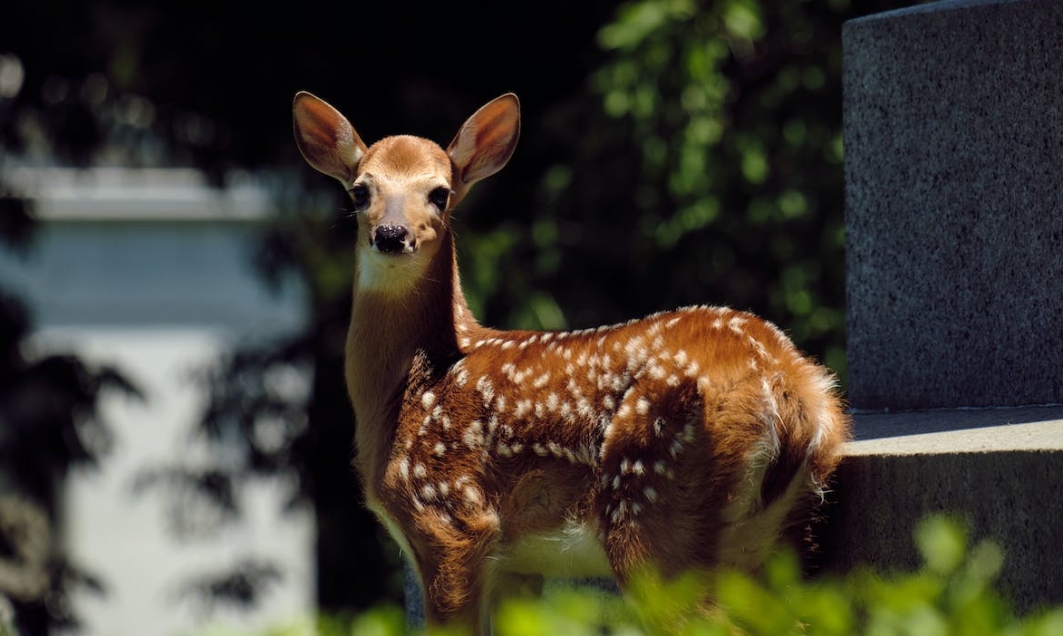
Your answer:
477;376;495;407
464;486;482;506
653;460;676;480
624;337;648;371
464;420;484;450
546;393;560;412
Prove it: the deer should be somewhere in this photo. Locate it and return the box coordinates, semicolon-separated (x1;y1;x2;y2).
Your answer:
292;90;850;635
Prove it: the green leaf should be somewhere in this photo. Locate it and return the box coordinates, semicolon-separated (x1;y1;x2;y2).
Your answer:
916;515;968;576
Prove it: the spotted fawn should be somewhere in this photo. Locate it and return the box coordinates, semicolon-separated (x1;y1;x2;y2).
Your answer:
292;91;850;634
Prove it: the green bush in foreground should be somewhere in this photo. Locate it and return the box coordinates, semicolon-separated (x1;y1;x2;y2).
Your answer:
223;515;1063;636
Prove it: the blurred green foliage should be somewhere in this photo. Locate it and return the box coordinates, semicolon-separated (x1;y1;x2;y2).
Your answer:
610;0;842;377
192;514;1063;636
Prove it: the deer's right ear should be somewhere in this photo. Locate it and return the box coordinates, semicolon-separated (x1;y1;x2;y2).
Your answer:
293;91;367;185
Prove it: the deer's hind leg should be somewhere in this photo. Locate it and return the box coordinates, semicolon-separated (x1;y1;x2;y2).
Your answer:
594;380;759;629
595;380;718;577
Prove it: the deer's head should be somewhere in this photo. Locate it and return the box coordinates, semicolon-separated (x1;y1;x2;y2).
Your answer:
293;92;520;294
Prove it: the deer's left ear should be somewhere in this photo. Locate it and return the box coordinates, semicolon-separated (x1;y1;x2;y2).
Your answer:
446;93;520;207
293;91;368;186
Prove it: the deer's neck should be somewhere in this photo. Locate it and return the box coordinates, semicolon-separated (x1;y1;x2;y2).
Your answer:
344;233;484;486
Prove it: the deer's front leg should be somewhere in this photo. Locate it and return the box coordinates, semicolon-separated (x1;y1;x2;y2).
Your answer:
412;508;501;635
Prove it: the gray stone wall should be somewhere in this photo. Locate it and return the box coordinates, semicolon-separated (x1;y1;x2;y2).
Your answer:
843;0;1063;411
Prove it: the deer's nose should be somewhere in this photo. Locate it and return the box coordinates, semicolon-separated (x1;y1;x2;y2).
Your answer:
372;225;411;254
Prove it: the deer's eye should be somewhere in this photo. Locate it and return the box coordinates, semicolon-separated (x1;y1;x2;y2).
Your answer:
428;187;451;211
349;183;370;210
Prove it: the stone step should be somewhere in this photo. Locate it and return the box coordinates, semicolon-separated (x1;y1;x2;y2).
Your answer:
819;406;1063;613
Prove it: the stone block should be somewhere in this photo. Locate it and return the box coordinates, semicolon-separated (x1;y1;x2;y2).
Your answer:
844;0;1063;410
820;407;1063;613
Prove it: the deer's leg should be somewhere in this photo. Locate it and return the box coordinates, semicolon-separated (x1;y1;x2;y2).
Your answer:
597;381;707;575
594;381;737;631
412;508;501;635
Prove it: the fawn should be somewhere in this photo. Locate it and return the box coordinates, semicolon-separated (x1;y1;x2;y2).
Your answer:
292;91;850;634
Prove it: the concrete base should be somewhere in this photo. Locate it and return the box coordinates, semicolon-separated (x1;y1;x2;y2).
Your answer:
820;406;1063;613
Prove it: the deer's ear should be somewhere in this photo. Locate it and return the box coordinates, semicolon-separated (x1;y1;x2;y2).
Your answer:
293;91;367;185
446;93;520;205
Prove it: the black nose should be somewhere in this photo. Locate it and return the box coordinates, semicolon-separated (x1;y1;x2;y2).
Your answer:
373;225;409;253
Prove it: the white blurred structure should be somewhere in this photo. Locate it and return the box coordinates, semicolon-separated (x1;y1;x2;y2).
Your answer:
0;167;314;636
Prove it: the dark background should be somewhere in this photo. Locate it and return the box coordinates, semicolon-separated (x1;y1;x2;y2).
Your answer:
0;0;916;632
